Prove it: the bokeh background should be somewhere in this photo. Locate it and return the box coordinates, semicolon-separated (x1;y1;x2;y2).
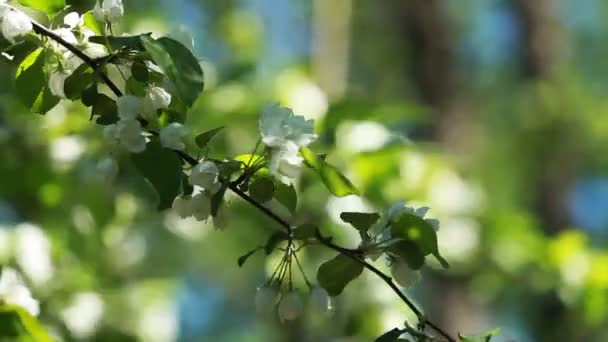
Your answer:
1;0;608;341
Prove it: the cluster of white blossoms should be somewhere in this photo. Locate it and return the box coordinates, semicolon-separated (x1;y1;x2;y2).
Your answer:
0;267;40;317
103;88;184;153
172;160;221;221
255;285;332;322
259;103;317;184
93;0;124;24
0;2;32;44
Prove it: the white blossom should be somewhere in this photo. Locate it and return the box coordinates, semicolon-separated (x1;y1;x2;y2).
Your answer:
269;141;303;184
160;123;187;150
278;291;302;321
255;286;279;315
104;119;147;153
63;12;82;29
93;0;124;23
117;95;143;120
259;103;317;148
48;71;71;98
189;160;220;193
143;86;172;115
1;8;32;44
0;267;40;316
171;195;192;219
190;193;211;221
391;261;420;288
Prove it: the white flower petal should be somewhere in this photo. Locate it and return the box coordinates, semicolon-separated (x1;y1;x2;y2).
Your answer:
160;123;187;150
1;10;32;43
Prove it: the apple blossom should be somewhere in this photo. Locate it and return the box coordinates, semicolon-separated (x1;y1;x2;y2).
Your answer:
278;291;303;321
93;0;124;23
1;8;32;43
189;160;220;193
0;267;40;316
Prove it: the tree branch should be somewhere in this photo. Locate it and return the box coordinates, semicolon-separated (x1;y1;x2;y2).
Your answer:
32;19;455;342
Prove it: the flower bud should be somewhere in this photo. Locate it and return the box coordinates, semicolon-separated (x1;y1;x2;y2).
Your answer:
391;261;420;288
278;291;303;321
309;286;333;314
255;286;279;314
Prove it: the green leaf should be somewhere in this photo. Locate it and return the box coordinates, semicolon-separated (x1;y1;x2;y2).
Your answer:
340;212;380;232
15;49;60;114
141;36;204;108
64;63;95;100
390;214;449;269
459;328;501;342
17;0;64;16
195;126;224;149
274;183;297;214
92;94;119;125
388;240;425;270
375;328;404;342
126;77;147;97
265;231;289;255
82;11;103;35
210;184;228;217
293;223;317;240
317;253;364;296
131;60;149;82
81;83;98;107
89;34;149;51
300;146;359;197
237;247;262;267
0;304;53;341
249;176;274;203
131;139;182;210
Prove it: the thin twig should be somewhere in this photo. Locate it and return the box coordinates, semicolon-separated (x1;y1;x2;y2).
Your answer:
32;19;455;342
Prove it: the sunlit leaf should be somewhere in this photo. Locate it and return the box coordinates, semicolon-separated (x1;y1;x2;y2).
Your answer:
0;304;53;342
388;240;425;270
82;11;103;35
15;49;59;114
17;0;64;16
300;146;359;197
64;63;95;100
317;253;364;296
141;36;204;108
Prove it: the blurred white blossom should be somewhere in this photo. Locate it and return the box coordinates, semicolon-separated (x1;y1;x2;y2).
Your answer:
0;267;40;316
160;123;187;150
0;8;32;43
93;0;124;23
189;160;220;193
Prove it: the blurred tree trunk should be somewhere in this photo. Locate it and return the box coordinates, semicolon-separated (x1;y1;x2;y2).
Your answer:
513;0;570;234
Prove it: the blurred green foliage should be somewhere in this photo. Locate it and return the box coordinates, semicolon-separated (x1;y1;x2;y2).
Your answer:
0;0;608;341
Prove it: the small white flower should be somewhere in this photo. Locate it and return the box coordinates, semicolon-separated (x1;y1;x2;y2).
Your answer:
189;160;220;193
143;86;172;115
93;0;124;23
117;119;146;153
48;70;71;98
172;195;192;218
104;119;147;153
255;286;279;315
309;287;333;314
160;123;187;150
391;261;420;288
117;95;143;120
63;12;82;29
259;103;317;148
1;9;32;43
0;267;40;316
190;193;211;221
278;291;302;321
269;141;303;184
